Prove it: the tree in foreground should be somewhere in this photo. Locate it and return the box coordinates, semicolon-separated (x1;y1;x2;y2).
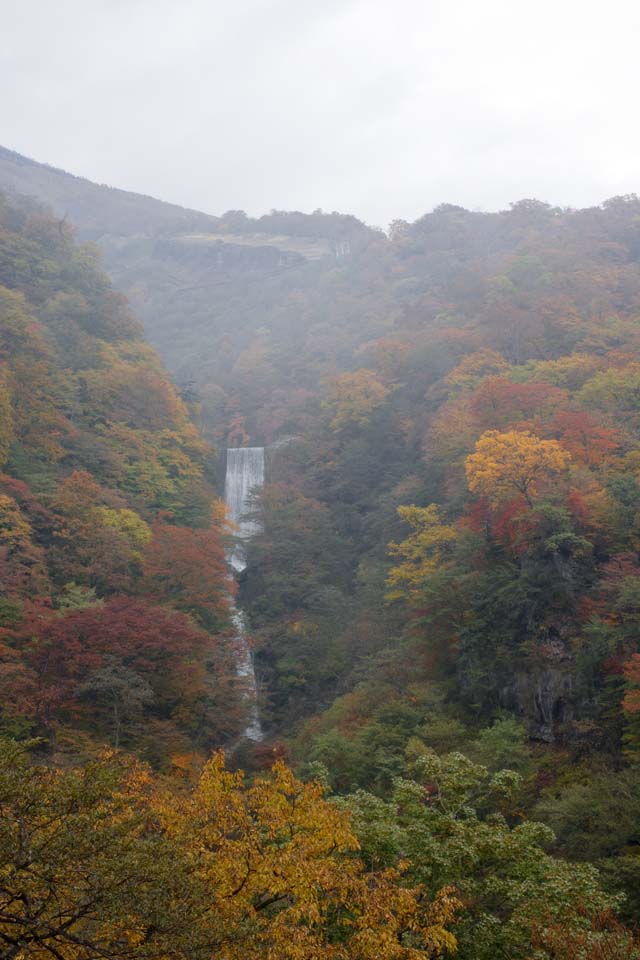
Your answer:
0;740;206;960
344;748;640;960
0;740;459;959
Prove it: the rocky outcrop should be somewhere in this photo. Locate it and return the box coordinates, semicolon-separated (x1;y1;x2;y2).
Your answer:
515;662;574;742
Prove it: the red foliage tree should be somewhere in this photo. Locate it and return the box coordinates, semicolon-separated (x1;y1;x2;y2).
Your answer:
470;376;568;431
0;597;238;745
549;409;623;467
141;521;231;630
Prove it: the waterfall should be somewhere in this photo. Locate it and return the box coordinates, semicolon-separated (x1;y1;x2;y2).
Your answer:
224;446;264;741
225;447;265;572
230;607;263;741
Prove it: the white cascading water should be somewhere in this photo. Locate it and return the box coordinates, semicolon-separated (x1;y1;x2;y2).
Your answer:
224;447;264;741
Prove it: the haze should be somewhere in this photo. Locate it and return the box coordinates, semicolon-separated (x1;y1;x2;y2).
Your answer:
2;0;639;226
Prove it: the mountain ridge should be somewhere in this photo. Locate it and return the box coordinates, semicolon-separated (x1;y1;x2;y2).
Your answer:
0;143;373;245
0;144;225;238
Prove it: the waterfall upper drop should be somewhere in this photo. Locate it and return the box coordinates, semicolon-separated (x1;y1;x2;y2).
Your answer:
225;446;265;572
224;446;265;742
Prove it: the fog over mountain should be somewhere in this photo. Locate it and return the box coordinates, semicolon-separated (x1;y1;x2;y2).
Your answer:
2;0;640;225
5;7;640;954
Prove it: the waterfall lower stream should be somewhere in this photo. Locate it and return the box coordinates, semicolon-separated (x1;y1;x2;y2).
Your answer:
224;447;264;742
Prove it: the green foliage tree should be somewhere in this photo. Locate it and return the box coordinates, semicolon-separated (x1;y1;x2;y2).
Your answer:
346;749;636;960
536;768;640;921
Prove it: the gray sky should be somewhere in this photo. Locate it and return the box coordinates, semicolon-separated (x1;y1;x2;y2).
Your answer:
2;0;640;227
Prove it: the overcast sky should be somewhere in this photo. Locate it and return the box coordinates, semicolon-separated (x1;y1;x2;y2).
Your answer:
2;0;639;227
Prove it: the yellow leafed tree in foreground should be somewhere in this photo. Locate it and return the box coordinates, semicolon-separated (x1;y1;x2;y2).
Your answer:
0;741;458;960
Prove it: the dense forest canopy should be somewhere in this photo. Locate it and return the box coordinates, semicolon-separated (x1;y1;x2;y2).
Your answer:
1;150;640;955
0;191;241;762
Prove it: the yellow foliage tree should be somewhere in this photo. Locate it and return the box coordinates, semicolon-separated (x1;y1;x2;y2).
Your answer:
0;742;459;960
0;493;49;595
323;369;389;431
96;507;152;561
386;505;457;603
157;752;459;960
465;429;570;507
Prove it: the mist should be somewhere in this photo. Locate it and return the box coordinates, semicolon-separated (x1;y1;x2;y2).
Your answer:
2;0;640;225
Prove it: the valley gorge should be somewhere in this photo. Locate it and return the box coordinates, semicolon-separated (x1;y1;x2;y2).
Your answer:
1;149;640;955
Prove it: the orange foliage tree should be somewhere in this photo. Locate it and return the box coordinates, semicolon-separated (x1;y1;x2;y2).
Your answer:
549;409;624;467
48;471;139;594
469;376;568;431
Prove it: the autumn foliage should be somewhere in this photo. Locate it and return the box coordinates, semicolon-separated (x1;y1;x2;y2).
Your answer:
0;740;459;960
465;429;571;507
141;519;231;629
6;183;640;955
0;194;238;757
323;368;390;431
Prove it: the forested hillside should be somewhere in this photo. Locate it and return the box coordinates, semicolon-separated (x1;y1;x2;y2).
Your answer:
0;145;373;396
113;193;640;930
203;196;640;745
230;197;640;930
0;191;243;764
3;152;640;954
